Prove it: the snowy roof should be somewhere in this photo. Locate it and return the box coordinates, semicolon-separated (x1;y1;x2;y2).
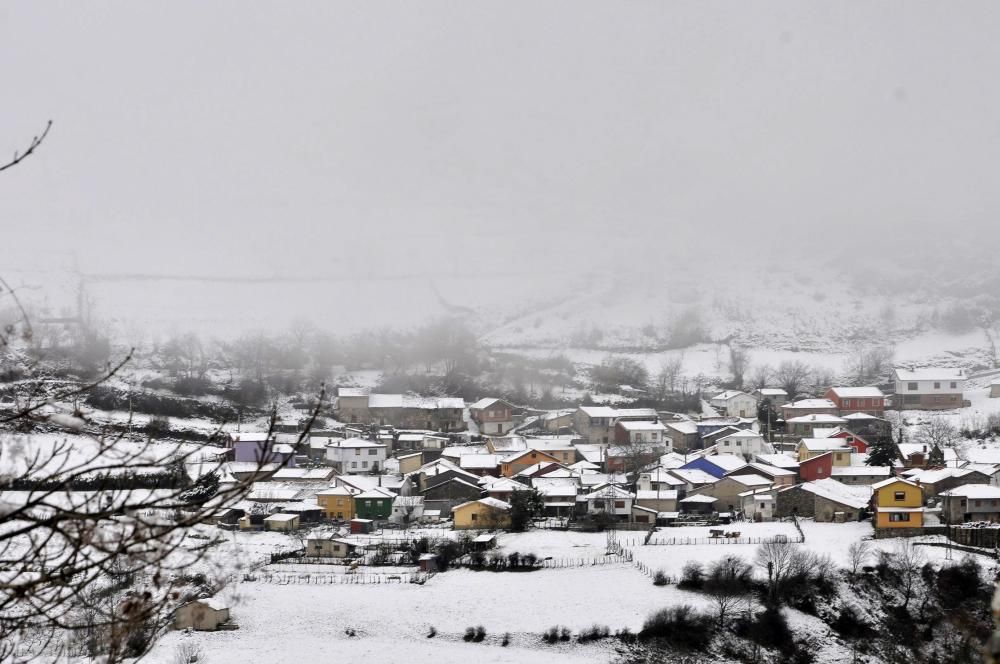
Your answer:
894;368;965;381
327;437;384;449
658;452;690;469
636;490;678;501
368;394;465;410
578;406;618;418
669;468;719;485
470;398;504;410
617;420;668;432
755;453;800;469
482;477;529;492
842;412;878;420
584;485;634;500
786;414;847;424
712;390;751;401
741;462;796;477
703;455;747;471
263;513;299;522
192;597;229;612
828;387;884;398
614;408;659;418
758;388;788;396
679;494;717;503
543;409;574;421
664;420;699;435
797;479;871;510
940;485;1000;499
230;432;271;442
354;488;395;499
643;468;686;485
453;497;511;511
337;387;369;398
459;454;503;470
726;474;773;487
783;399;838;409
317;486;356;497
799;438;852;452
897;443;958;462
906;467;977;484
717;430;764;441
872;477;921;490
569;460;600;471
392;495;424;506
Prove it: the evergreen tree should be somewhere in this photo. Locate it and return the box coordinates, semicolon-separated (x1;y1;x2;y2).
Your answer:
508;488;545;532
866;437;898;466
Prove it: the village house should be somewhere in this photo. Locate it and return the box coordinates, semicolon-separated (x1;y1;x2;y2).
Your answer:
754;453;801;475
712;430;771;458
780;399;840;421
709;390;758;418
786;414;849;437
452;498;512;529
774;479;871;522
899;467;990;498
797;438;853;464
395;451;425;475
728;462;796;487
679;454;748;479
668;468;719;492
354;487;394;520
824;386;886;416
614;420;669;446
740;487;776;521
892;368;966;410
389;495;425;525
635;489;679;513
637;468;687;492
229;432;296;467
663;419;700;452
830;465;893;485
500;449;562;477
525;438;578;465
335;389;466;431
324;438;387;474
174;598;231;631
572;406;658;444
458;453;503;477
469;398;517;435
688;474;773;515
754;387;788;405
939;485;1000;524
542;409;575;433
263;513;300;532
306;530;361;558
315;486;356;520
897;442;958;469
872;477;924;533
584;484;634;520
480;476;529;502
421;476;483;517
679;493;717;516
533;477;581;517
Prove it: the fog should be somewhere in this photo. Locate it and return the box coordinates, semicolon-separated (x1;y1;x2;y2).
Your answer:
2;2;1000;338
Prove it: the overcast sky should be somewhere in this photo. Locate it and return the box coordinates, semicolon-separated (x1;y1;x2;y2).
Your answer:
2;2;999;280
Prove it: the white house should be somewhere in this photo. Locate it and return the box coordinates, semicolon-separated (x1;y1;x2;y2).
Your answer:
584;484;634;518
740;487;776;521
390;495;425;525
711;430;772;458
325;438;387;473
615;420;671;448
754;388;788;404
709;391;758;418
893;368;966;410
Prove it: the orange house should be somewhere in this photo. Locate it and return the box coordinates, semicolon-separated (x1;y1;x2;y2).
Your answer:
500;449;561;477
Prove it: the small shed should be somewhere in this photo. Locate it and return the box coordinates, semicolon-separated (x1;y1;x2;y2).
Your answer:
263;513;300;532
418;553;439;573
350;518;375;535
991;380;1000;398
174;597;230;631
472;533;497;551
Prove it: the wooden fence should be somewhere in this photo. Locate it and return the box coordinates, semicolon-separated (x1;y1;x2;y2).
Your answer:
645;535;804;546
242;571;432;585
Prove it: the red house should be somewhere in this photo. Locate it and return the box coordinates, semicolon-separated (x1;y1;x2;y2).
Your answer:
799;452;834;482
828;429;871;454
825;387;886;417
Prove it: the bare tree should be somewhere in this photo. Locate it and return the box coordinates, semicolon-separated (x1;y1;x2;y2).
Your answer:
774;360;811;398
0;121;52;173
0;291;323;662
728;345;750;389
844;346;895;385
847;540;873;576
746;363;773;391
705;554;753;626
914;415;960;457
881;540;927;610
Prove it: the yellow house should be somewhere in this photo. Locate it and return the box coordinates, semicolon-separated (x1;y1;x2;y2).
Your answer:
796;439;852;465
500;449;562;477
872;477;923;530
316;486;356;520
452;498;511;530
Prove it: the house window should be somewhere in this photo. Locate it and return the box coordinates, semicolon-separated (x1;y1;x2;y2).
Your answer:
471;513;478;521
975;500;982;507
760;503;766;509
351;462;358;468
950;382;958;389
908;383;917;391
614;500;625;509
934;382;941;389
361;461;368;468
817;468;824;476
888;513;911;522
355;449;361;456
843;399;851;408
368;449;378;455
894;491;906;501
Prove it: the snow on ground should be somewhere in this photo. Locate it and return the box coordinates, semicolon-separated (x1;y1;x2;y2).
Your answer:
797;520;875;566
147;565;705;664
